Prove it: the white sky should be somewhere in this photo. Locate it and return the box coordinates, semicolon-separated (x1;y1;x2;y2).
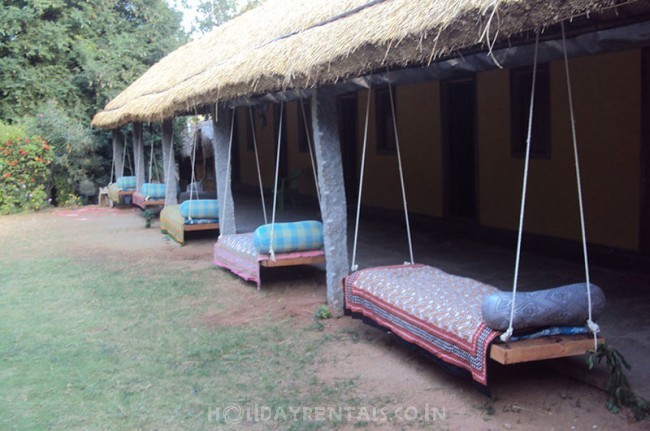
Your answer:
167;0;248;35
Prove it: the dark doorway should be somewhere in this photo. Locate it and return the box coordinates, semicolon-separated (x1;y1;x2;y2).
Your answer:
442;78;477;220
338;93;359;209
641;47;650;253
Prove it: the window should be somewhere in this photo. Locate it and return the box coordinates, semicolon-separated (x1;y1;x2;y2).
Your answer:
298;100;313;153
375;86;397;154
510;64;550;158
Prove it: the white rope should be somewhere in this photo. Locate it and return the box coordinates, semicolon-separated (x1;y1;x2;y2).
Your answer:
249;106;268;225
351;86;373;272
120;131;127;178
561;22;599;351
109;132;116;184
148;125;154;182
299;99;322;207
501;32;539;343
163;130;175;203
269;102;285;261
219;108;237;238
188;122;199;221
387;71;415;265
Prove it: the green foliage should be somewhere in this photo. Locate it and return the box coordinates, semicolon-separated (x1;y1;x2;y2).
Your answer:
1;1;186;201
0;0;186;122
588;343;650;420
314;304;332;320
24;100;99;204
143;209;155;228
177;0;262;35
0;122;53;213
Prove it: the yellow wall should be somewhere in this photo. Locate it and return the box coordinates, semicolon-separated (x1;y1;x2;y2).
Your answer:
237;105;277;190
477;50;641;250
233;50;642;251
359;82;443;217
285;101;319;196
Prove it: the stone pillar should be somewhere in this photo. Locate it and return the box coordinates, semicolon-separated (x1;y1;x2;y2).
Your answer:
311;88;349;312
161;119;178;206
133;122;145;191
211;107;236;235
112;129;124;180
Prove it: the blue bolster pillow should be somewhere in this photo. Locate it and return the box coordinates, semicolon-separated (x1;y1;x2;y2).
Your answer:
253;220;324;254
116;176;136;190
481;283;606;331
141;183;166;199
179;199;219;219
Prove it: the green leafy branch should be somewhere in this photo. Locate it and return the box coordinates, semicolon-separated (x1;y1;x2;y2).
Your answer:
588;343;650;421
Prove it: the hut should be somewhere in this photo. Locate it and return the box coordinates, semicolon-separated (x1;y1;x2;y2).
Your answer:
92;0;650;309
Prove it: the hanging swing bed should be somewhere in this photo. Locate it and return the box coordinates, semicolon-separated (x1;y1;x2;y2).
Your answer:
213;102;326;289
106;133;136;207
343;30;605;391
132;130;168;210
132;185;166;210
161;125;220;245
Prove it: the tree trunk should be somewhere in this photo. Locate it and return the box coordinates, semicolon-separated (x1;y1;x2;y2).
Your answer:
112;129;125;181
311;88;349;313
133;122;145;191
211;107;236;235
161;119;178;206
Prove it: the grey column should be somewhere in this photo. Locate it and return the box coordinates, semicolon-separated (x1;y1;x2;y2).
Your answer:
311;88;349;312
133;122;145;191
161;119;178;206
211;107;236;235
112;129;124;180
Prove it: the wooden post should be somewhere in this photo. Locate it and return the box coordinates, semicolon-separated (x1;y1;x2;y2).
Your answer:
133;122;145;192
161;119;178;206
312;88;349;312
211;106;236;235
112;129;124;180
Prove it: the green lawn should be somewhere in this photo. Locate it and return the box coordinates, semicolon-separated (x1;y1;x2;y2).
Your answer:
0;257;360;430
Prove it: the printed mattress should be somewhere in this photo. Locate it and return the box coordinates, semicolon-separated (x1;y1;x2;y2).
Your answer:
344;264;502;386
214;233;325;288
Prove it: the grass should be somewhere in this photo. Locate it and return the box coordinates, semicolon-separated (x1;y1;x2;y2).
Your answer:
0;257;364;430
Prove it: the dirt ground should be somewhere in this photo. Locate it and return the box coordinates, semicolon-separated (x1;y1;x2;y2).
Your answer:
2;206;647;430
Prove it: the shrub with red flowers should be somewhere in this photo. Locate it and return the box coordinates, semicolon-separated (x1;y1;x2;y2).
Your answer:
0;123;53;214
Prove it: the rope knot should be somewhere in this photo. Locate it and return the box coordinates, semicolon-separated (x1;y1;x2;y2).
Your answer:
351;264;359;272
587;319;600;334
499;327;513;343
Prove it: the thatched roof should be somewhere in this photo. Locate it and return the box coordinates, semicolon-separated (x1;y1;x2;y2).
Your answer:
92;0;625;129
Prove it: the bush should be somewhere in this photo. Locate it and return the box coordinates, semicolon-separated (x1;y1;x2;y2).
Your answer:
0;122;54;214
25;100;101;205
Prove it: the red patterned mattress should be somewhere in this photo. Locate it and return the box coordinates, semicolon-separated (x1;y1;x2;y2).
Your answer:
344;264;502;386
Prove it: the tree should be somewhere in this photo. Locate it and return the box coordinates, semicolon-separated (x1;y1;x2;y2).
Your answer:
0;0;186;204
0;0;186;122
180;0;263;35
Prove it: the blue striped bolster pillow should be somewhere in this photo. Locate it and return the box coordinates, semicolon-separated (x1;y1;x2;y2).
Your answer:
141;183;166;199
116;176;136;190
179;199;219;219
253;221;324;254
